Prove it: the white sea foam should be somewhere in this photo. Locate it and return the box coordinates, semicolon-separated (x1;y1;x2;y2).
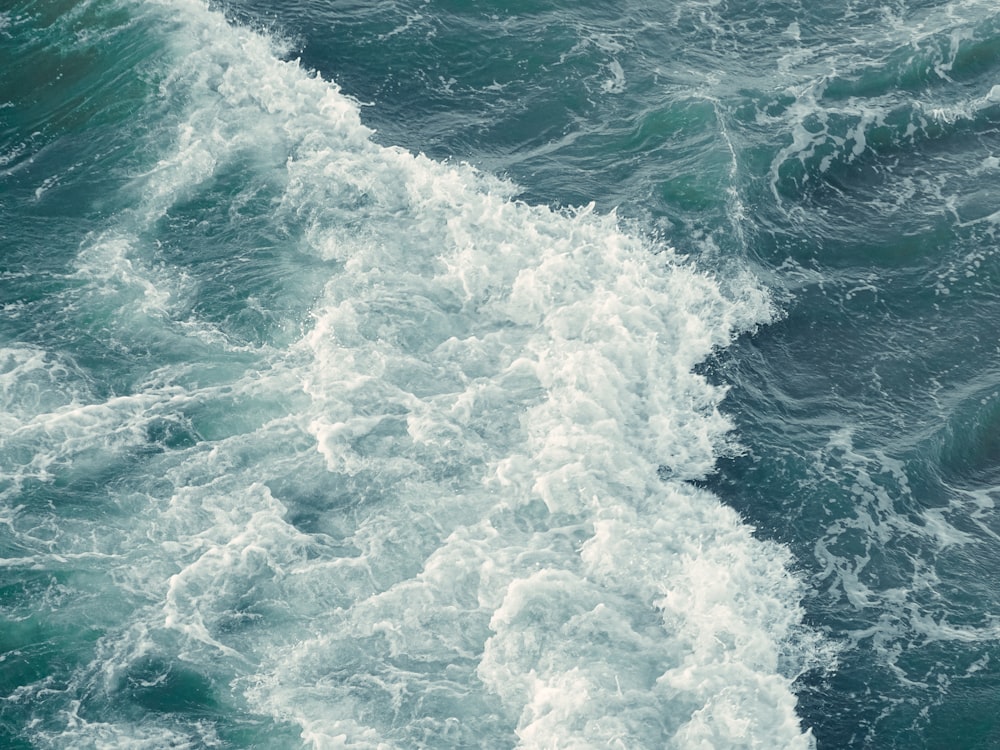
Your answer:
3;0;824;747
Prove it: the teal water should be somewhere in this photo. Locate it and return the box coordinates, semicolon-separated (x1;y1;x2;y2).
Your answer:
3;0;1000;747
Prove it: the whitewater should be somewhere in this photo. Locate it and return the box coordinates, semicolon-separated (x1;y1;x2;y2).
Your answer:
0;0;823;747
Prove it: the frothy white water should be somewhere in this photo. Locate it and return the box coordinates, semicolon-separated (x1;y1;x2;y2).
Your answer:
1;1;822;747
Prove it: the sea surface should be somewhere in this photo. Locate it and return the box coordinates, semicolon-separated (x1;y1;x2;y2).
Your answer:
2;0;1000;747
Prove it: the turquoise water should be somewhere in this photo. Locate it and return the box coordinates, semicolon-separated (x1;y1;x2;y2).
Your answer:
3;0;1000;747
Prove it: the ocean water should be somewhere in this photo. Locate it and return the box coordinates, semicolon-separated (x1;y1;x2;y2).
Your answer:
2;0;1000;747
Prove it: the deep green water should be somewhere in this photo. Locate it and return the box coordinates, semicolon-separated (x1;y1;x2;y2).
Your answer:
3;0;1000;747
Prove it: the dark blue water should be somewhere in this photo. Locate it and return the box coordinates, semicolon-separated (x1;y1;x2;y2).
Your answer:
3;0;1000;747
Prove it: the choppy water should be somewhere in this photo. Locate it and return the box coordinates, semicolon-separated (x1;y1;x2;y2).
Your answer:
3;0;1000;748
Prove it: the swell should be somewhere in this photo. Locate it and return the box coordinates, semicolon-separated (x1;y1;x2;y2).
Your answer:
726;12;1000;247
696;5;1000;746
